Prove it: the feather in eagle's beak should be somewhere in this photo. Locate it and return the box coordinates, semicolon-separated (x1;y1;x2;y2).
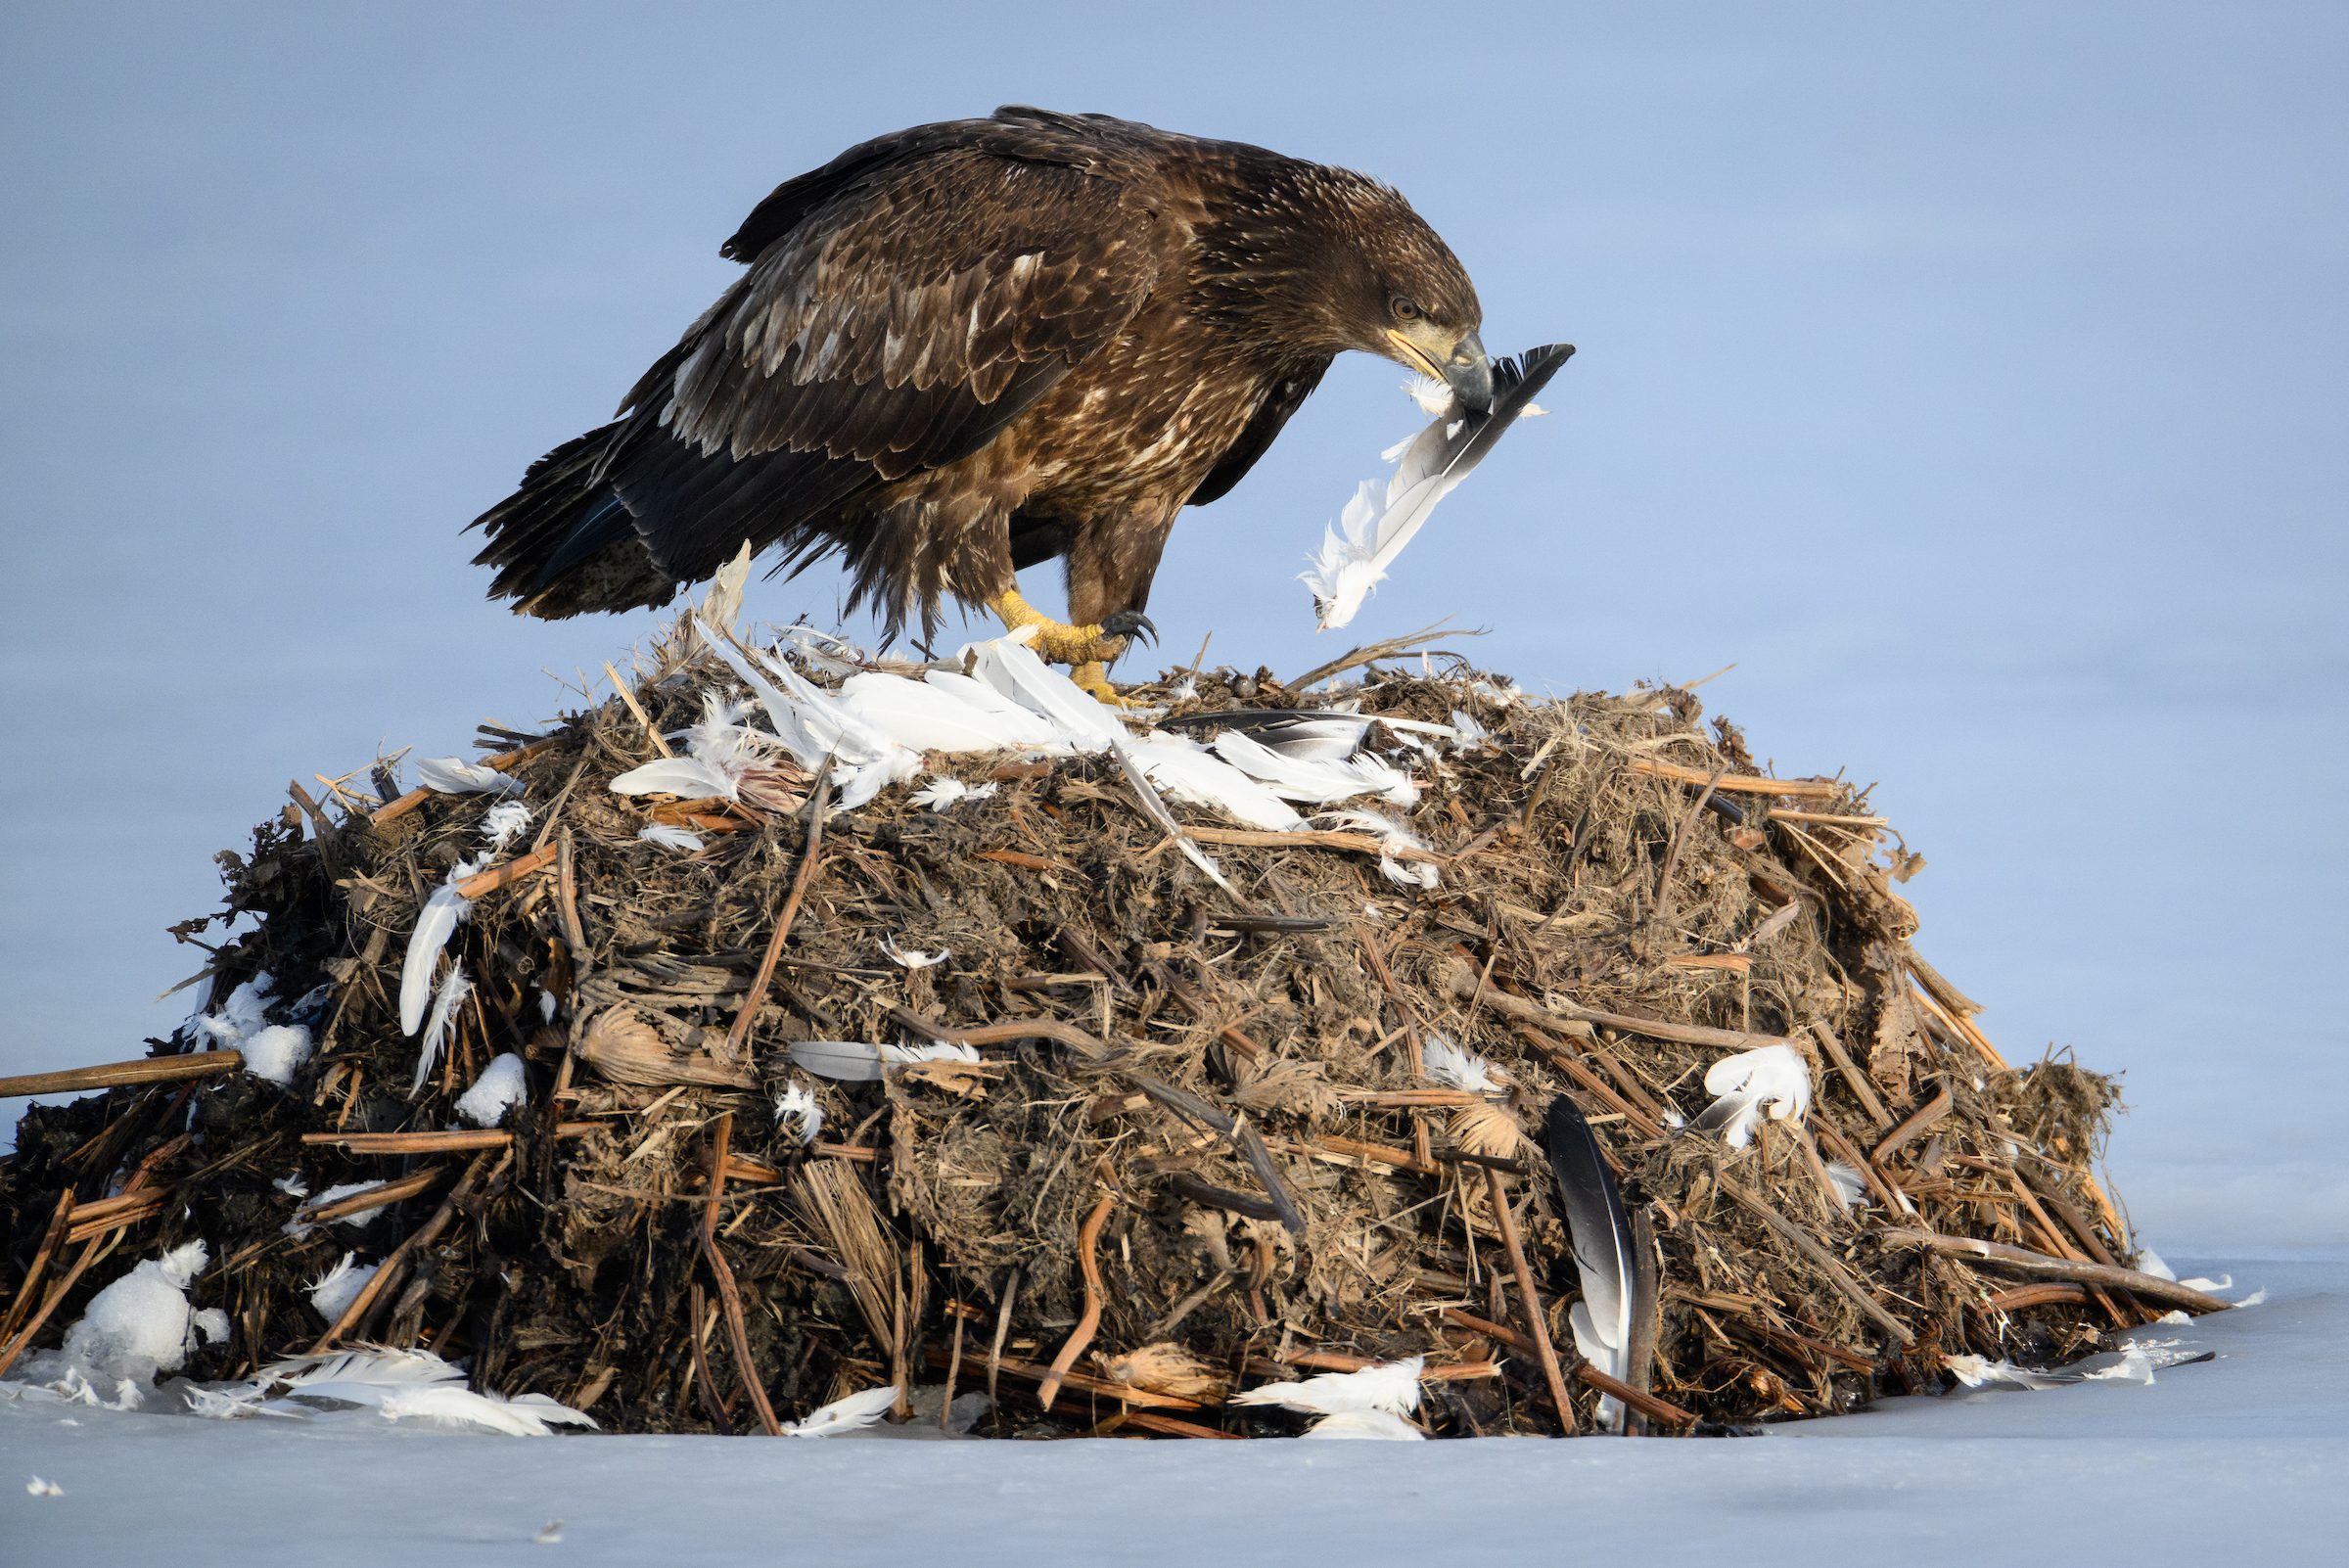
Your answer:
1385;324;1493;413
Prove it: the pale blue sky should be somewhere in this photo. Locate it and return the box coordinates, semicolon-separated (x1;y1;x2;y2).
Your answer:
4;2;2343;1250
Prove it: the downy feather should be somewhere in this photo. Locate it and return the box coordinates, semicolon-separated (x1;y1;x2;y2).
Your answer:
1227;1356;1423;1416
782;1384;899;1436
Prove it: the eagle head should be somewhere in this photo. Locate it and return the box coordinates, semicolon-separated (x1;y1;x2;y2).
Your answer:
1317;173;1490;411
1201;162;1490;409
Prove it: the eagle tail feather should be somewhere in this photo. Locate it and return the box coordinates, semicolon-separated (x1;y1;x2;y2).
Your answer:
469;422;679;619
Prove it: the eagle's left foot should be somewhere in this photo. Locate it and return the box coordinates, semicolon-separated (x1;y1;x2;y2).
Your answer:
987;588;1154;673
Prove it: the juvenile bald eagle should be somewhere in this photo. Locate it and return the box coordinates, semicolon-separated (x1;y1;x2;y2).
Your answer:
470;106;1489;702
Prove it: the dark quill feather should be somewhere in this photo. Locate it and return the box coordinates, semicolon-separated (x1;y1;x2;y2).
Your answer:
1544;1095;1648;1433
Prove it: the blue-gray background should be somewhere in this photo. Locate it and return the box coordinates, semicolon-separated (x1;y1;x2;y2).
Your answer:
4;3;2340;1254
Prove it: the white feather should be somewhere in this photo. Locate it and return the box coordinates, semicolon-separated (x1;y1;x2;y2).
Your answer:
414;961;471;1093
480;800;533;849
774;1083;825;1144
1124;732;1303;832
611;756;740;801
1310;809;1440;890
1227;1356;1423;1416
414;757;522;795
910;776;996;809
397;856;485;1037
637;822;706;853
220;1346;597;1434
1421;1034;1505;1093
1825;1160;1868;1210
782;1384;898;1437
1696;1043;1814;1147
884;1041;981;1068
962;635;1125;750
1301;1407;1427;1440
306;1254;377;1322
1109;740;1236;897
881;937;949;969
284;1180;392;1238
1209;728;1418;807
920;669;1078;750
841;669;1065;753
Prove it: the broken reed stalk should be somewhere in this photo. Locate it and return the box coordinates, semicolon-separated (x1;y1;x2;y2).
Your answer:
0;1052;244;1099
1873;1229;2232;1314
1484;1167;1577;1430
1444;957;1797;1055
1872;1080;1955;1163
0;1193;73;1344
1036;1191;1117;1413
1623;758;1839;798
698;1113;780;1435
726;763;832;1059
1181;826;1443;864
0;1229;108;1381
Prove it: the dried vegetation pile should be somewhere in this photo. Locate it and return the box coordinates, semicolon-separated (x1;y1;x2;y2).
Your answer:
2;620;2225;1437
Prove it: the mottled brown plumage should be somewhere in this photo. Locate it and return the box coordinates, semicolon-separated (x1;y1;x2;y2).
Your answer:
468;106;1487;675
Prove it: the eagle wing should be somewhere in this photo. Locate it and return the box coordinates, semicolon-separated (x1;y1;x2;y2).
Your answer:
599;117;1181;584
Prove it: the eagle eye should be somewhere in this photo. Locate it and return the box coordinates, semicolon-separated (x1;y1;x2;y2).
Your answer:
1390;297;1421;322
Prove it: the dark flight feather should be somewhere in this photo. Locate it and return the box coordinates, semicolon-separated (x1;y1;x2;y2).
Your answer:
1544;1095;1652;1434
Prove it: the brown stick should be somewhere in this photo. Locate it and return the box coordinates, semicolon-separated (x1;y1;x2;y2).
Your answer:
453;843;559;900
1625;758;1840;799
697;1113;781;1435
1811;1121;1904;1213
726;764;831;1059
2004;1176;2132;1328
1514;1031;1668;1140
1808;1021;1894;1129
0;1192;74;1343
1724;1181;1916;1345
1288;619;1469;692
0;1231;108;1381
1986;1282;2092;1313
1871;1229;2234;1313
1485;1167;1578;1432
1447;958;1800;1055
289;1167;445;1228
1036;1193;1117;1412
1181;826;1445;864
300;1127;593;1154
0;1052;244;1099
1871;1080;1954;1164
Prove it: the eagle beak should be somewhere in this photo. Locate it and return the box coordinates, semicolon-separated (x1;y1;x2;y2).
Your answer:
1443;329;1493;415
1386;325;1494;414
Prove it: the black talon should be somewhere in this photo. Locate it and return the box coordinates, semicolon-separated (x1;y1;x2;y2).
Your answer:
1099;610;1159;649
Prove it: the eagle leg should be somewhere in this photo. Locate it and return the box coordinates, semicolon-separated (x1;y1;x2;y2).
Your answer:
986;587;1141;702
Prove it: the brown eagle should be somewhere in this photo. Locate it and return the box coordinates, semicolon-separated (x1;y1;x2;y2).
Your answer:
469;106;1489;702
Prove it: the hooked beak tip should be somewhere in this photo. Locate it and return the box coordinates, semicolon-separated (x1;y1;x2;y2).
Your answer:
1445;330;1494;415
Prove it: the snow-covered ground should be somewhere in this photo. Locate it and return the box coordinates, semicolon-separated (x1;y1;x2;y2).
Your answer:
7;1257;2340;1565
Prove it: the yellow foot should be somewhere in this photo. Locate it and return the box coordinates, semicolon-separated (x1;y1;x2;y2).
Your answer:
986;587;1159;675
1069;662;1138;708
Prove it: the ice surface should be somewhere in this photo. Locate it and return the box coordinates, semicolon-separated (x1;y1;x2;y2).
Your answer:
3;1258;2340;1564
